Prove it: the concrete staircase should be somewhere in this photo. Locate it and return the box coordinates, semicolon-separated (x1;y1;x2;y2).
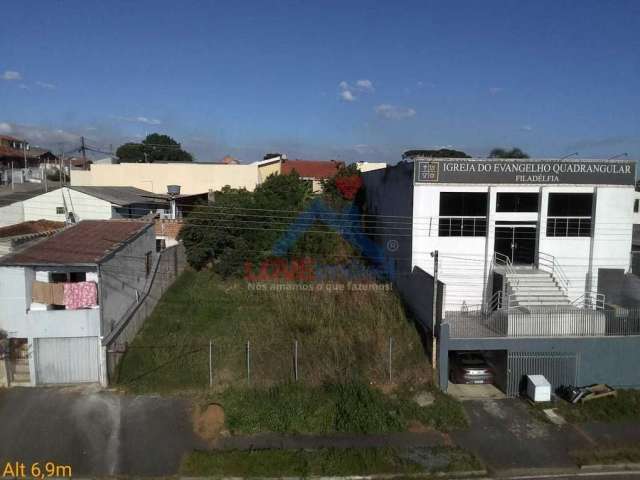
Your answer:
505;269;571;308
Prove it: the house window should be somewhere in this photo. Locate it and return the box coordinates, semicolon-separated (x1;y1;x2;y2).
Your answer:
438;192;488;236
56;207;65;214
546;193;593;237
145;252;153;277
634;199;639;213
496;193;539;212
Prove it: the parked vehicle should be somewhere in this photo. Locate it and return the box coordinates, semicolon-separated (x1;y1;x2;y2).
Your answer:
449;351;495;384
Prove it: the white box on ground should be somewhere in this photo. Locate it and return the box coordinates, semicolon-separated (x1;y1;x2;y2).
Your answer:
526;374;551;402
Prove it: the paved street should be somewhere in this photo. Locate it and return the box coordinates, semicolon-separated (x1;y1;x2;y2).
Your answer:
0;386;203;476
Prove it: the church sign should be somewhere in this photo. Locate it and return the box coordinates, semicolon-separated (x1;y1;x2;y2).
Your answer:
414;159;636;185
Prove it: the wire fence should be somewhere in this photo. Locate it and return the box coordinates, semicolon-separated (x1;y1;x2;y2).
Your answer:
110;334;431;391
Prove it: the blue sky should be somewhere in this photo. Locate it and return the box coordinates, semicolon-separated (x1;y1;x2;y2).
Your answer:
1;0;639;163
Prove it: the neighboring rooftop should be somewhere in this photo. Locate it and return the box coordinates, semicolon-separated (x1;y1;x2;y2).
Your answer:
0;220;65;239
0;184;61;206
281;159;344;179
0;219;152;266
70;186;169;207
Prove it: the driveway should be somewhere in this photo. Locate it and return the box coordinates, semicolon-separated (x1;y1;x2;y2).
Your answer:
451;398;592;472
0;386;203;476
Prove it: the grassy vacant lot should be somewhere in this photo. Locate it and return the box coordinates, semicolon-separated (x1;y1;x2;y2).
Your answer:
116;270;468;434
117;270;430;392
181;447;483;477
219;382;468;434
554;390;640;423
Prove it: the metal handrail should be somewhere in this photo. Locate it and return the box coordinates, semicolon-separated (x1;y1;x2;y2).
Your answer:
493;252;514;275
537;251;570;296
458;290;504;315
571;291;606;310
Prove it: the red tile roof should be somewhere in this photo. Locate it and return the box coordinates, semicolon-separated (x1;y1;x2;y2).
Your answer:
0;220;152;266
281;159;344;179
0;220;65;239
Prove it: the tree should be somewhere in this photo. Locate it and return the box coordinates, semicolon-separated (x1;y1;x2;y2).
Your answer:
402;148;470;159
180;172;313;274
488;147;529;159
115;133;193;163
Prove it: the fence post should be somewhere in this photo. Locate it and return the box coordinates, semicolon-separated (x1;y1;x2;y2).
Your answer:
294;340;299;382
208;339;213;388
246;340;251;385
388;336;393;384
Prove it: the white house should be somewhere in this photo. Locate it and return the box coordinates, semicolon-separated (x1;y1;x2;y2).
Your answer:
22;186;169;223
0;220;156;387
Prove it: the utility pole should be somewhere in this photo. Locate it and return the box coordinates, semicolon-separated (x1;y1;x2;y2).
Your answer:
431;250;439;371
80;136;87;163
59;149;64;186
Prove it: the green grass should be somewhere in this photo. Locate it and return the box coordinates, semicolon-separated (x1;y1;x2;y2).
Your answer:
180;447;483;477
116;270;430;393
553;390;640;423
115;270;468;435
571;444;640;466
218;382;468;434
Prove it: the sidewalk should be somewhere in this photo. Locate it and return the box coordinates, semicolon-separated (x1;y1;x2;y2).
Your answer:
451;398;640;473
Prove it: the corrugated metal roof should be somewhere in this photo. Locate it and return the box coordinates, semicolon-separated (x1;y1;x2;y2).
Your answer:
70;186;168;207
0;219;152;266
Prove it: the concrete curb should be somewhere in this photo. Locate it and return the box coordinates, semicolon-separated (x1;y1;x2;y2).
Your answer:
580;462;640;472
490;466;579;477
181;470;488;480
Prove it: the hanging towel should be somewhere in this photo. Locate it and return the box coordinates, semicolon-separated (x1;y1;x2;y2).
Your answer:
32;281;53;304
51;282;64;305
63;281;98;309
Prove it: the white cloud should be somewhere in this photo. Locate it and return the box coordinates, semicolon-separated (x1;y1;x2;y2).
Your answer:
521;125;533;132
339;79;374;102
115;115;162;125
489;87;503;95
340;89;356;102
2;70;22;81
35;81;56;89
355;79;374;92
0;121;80;145
18;84;28;90
374;104;416;120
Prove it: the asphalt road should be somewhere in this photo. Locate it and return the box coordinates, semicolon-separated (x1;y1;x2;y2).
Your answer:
0;386;203;476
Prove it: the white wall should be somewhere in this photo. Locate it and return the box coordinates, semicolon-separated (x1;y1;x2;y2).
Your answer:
633;191;640;225
413;184;635;310
413;185;489;309
22;188;112;222
0;202;24;227
0;266;100;339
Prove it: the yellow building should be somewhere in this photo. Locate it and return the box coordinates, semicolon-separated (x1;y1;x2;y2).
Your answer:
71;160;281;195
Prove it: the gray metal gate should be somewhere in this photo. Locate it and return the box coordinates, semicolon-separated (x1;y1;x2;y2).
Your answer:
506;351;579;397
34;337;100;384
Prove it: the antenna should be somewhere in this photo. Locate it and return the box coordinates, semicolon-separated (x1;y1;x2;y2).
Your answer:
607;153;628;160
559;152;578;160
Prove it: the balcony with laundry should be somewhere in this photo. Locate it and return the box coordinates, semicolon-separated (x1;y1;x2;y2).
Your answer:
26;269;101;338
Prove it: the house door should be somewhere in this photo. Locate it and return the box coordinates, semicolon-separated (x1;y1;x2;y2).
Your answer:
494;223;537;265
34;337;100;384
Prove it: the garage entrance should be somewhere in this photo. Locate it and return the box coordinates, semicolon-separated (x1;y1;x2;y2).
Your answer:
506;351;579;397
34;337;101;384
